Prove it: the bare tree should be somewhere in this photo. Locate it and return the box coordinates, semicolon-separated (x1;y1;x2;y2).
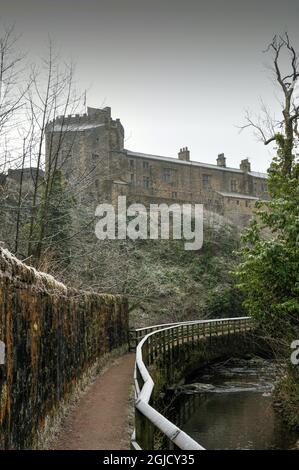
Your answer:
25;40;83;261
241;33;299;176
0;24;27;172
0;24;29;253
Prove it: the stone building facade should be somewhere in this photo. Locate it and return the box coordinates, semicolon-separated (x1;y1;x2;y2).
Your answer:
45;106;269;226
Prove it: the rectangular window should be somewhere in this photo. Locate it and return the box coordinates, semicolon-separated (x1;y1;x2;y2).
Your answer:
163;168;172;183
236;199;240;205
230;179;237;192
245;200;250;208
143;161;149;170
202;174;211;189
129;159;135;169
130;173;134;183
143;176;150;189
172;191;177;199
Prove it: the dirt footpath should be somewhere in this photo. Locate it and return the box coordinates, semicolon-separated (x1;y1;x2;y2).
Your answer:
52;353;135;450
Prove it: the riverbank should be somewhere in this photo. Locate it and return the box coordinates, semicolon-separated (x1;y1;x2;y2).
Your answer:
273;368;299;433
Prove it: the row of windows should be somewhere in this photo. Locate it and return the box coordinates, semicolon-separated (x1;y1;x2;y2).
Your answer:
129;160;268;194
131;171;236;192
130;174;151;188
227;199;251;207
231;180;268;194
130;160;175;182
130;173;178;197
130;159;149;170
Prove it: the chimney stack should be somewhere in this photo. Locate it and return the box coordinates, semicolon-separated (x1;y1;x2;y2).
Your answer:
240;158;251;173
217;153;226;167
178;147;190;161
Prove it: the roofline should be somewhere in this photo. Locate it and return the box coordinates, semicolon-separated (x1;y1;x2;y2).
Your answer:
125;150;268;178
216;191;260;200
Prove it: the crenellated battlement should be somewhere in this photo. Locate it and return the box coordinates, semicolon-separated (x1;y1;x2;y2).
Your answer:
47;106;124;136
52;106;110;124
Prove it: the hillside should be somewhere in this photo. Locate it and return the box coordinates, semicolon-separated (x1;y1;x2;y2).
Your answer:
64;215;246;327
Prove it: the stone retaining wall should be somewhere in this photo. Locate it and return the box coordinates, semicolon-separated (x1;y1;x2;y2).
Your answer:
0;247;128;449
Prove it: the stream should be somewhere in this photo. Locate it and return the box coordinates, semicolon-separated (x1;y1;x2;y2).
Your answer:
171;357;298;450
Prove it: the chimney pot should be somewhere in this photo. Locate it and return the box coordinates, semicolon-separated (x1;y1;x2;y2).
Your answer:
240;158;251;173
217;153;226;167
178;147;190;161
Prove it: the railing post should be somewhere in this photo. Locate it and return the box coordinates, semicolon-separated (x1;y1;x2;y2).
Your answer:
178;325;182;359
129;328;136;351
135;408;154;450
192;323;195;349
144;340;149;365
171;328;174;363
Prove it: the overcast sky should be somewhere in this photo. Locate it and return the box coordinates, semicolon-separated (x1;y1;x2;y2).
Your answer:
1;0;299;172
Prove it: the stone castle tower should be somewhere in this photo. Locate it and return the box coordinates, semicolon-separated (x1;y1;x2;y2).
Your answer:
45;106;124;202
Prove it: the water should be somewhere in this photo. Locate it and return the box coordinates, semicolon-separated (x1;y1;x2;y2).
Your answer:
173;357;298;450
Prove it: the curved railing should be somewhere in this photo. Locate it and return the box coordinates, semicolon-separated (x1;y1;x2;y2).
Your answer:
131;316;252;450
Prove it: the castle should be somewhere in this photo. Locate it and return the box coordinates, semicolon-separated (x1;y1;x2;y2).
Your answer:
45;106;269;226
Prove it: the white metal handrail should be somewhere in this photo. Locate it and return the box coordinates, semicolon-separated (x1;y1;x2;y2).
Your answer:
132;316;252;450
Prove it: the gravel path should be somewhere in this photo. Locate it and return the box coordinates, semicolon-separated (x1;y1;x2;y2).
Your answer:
53;353;135;450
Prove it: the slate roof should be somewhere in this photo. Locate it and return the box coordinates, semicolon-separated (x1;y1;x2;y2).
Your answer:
126;150;268;178
216;191;260;200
